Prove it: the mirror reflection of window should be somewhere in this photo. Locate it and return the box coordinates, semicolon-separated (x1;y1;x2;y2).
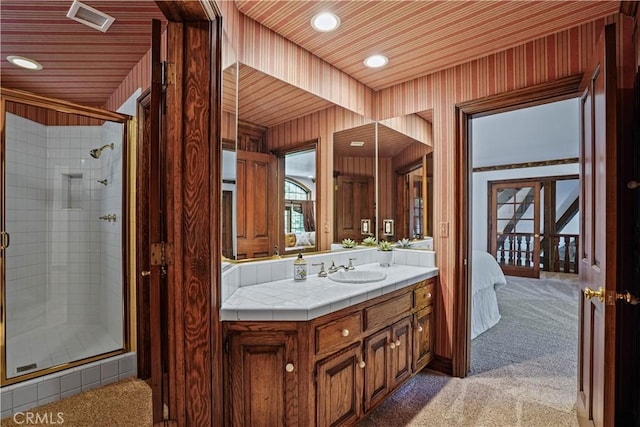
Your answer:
283;149;316;252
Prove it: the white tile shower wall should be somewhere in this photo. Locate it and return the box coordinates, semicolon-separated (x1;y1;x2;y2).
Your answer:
4;114;48;337
47;126;103;327
0;352;137;419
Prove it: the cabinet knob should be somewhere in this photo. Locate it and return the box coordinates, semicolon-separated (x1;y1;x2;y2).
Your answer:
358;360;366;369
426;292;432;299
389;341;396;349
141;270;151;277
395;339;401;347
417;325;423;332
341;329;349;337
285;363;294;373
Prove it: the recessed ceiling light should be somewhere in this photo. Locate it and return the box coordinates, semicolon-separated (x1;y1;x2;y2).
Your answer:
311;12;340;32
6;55;43;70
364;54;388;68
350;141;365;147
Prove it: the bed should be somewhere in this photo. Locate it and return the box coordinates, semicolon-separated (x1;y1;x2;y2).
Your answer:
471;250;507;339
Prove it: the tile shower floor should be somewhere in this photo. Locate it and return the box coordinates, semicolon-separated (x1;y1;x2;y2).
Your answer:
6;323;120;379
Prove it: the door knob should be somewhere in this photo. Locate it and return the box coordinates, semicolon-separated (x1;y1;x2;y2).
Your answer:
583;286;605;302
141;270;151;277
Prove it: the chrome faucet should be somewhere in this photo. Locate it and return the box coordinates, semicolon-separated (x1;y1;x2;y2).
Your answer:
312;262;327;277
328;261;347;273
347;258;356;270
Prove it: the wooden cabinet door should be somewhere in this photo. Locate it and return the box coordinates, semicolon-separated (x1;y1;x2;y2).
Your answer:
413;306;434;372
316;343;363;427
389;317;412;389
363;328;392;412
229;331;298;426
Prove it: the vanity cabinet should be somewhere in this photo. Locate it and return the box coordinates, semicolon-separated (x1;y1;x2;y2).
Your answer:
316;343;364;427
227;329;299;426
224;276;437;426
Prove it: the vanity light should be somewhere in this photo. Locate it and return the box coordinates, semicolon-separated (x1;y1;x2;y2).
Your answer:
6;55;43;70
364;54;388;68
311;12;340;32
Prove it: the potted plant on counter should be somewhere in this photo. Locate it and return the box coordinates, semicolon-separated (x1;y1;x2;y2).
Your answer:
377;240;394;267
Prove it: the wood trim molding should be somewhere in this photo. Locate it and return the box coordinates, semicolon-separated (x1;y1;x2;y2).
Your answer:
453;74;584;378
472;157;579;173
427;355;453;376
620;1;638;17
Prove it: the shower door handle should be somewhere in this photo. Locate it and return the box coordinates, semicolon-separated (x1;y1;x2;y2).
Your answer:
0;231;9;249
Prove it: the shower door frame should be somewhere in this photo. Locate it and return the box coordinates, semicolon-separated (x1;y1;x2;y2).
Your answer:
0;87;133;386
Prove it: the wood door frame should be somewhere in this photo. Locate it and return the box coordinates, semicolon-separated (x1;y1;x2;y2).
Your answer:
453;75;583;377
153;2;223;424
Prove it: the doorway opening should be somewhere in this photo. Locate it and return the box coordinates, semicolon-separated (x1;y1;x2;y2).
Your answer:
465;98;581;417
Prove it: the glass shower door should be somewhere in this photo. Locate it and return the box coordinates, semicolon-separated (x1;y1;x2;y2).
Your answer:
1;91;129;384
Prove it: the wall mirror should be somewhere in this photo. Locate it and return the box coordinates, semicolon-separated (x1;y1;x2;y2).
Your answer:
332;112;433;246
332;123;377;243
279;145;317;255
377;112;434;243
221;30;238;261
231;64;326;260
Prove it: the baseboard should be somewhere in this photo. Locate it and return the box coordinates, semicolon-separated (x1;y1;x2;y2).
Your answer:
427;355;452;375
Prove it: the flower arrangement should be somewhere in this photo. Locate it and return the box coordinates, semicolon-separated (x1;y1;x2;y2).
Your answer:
396;238;413;248
361;236;377;247
341;238;357;248
377;240;394;251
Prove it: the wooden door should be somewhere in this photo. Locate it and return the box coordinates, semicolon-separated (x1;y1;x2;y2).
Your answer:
335;175;375;242
413;306;434;372
576;24;619;426
363;328;391;411
389;317;412;388
489;180;541;278
316;343;363;427
229;332;298;426
236;150;277;259
145;18;167;425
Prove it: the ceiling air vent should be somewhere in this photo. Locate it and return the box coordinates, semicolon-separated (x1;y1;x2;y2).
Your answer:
66;0;115;33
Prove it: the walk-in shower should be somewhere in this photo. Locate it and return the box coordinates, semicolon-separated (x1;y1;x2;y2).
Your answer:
0;88;130;386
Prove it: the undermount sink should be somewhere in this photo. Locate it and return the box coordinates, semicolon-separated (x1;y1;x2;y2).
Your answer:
328;270;387;284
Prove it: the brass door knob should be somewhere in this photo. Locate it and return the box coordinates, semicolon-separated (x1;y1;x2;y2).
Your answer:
584;286;605;302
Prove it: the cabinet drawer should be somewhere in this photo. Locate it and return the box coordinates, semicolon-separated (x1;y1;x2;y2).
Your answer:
364;292;412;332
414;279;435;310
315;312;362;355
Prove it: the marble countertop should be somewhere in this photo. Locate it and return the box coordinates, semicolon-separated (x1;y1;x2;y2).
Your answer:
220;263;438;322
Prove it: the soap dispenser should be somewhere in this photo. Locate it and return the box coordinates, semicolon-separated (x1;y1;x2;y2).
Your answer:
293;250;307;281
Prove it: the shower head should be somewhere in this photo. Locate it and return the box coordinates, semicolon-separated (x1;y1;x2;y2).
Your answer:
89;143;114;159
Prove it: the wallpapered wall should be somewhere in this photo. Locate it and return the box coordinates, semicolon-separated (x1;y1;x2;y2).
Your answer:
104;2;634;361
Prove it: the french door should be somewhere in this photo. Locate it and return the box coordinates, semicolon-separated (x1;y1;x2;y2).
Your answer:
489;180;541;278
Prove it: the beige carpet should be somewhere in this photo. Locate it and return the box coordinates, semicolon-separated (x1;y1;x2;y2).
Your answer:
359;274;579;426
1;378;151;427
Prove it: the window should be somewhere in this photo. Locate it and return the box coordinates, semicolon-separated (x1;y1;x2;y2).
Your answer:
284;179;310;233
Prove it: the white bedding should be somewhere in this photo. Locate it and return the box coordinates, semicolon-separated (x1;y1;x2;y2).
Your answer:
471;250;507;339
